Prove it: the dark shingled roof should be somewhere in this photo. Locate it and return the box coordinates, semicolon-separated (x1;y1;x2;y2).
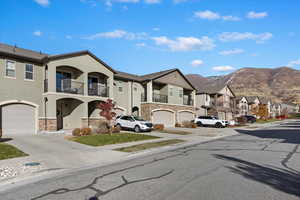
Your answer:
115;68;196;90
0;43;47;63
0;43;115;73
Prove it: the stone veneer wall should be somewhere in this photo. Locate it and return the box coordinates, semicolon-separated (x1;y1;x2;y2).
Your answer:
141;103;196;123
39;119;57;131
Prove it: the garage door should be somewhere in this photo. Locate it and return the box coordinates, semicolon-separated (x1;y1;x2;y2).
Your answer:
152;110;175;127
1;104;35;135
178;111;194;123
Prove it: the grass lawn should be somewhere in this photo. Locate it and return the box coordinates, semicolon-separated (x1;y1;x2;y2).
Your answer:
159;130;192;135
115;139;185;152
0;143;28;160
256;119;279;124
70;133;160;147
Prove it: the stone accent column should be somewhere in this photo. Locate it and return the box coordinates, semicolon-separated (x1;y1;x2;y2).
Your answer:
108;77;114;99
82;101;89;127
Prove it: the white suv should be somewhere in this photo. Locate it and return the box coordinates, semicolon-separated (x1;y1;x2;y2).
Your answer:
115;115;153;132
194;116;228;128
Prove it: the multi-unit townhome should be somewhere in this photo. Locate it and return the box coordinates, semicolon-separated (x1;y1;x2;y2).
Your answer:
270;103;282;118
191;83;236;121
259;97;272;117
236;96;249;116
0;43;197;135
247;96;261;115
281;102;299;114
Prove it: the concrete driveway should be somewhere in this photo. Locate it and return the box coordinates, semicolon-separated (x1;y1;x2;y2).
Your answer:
5;134;126;169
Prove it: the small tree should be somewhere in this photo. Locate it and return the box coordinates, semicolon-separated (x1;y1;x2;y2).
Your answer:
97;99;116;134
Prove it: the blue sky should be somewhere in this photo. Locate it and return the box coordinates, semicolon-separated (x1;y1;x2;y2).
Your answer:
1;0;300;76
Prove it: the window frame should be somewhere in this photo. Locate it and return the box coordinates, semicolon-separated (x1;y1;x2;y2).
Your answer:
5;60;16;79
24;63;34;81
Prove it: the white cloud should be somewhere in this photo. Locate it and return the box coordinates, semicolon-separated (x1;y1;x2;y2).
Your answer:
218;32;273;43
34;0;50;6
152;36;215;51
287;59;300;67
212;65;235;71
222;15;241;21
136;43;146;47
194;10;220;20
153;27;160;31
33;30;42;36
66;35;72;39
145;0;160;3
247;11;268;19
194;10;240;21
191;59;204;67
83;30;148;40
219;48;244;56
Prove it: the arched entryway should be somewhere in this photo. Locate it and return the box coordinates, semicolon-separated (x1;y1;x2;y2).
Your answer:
0;100;38;135
152;109;175;127
56;98;84;130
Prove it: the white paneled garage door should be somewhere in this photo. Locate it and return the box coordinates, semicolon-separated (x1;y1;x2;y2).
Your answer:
1;104;36;135
178;111;194;123
152;110;175;127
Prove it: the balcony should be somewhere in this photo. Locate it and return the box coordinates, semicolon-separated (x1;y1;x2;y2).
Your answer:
56;79;84;95
153;93;168;103
88;83;109;97
44;79;48;92
183;98;194;106
141;93;146;102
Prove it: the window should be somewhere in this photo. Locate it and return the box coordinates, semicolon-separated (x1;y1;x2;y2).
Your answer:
179;90;183;98
134;87;137;91
169;88;173;96
118;86;123;92
6;60;16;78
25;64;34;80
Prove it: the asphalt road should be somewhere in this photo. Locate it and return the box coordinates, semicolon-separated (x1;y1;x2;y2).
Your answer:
1;120;300;200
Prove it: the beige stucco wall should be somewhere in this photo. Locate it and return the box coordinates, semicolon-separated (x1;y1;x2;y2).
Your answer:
195;94;210;116
0;57;44;117
155;71;193;90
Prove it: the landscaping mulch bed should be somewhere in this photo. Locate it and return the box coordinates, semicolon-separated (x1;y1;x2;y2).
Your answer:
159;130;192;135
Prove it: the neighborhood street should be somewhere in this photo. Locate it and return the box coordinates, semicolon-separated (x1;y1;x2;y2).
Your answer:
1;120;300;200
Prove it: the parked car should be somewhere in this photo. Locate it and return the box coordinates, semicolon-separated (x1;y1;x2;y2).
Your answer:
194;116;228;128
243;115;257;123
115;115;153;132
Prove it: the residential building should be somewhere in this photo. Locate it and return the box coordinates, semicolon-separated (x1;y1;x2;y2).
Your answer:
281;102;299;114
236;96;249;116
0;43;196;135
191;83;236;121
247;96;260;116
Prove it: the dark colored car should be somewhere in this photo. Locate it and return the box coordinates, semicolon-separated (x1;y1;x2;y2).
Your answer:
243;115;257;123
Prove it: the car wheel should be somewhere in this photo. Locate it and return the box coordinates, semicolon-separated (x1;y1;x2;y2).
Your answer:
116;124;122;130
197;122;203;127
215;122;222;128
134;125;141;133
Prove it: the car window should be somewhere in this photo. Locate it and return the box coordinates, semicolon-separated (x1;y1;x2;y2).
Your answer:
120;116;129;120
198;116;204;119
207;116;213;119
133;116;145;121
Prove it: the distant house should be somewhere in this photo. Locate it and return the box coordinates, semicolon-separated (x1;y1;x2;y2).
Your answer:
259;97;272;117
236;96;249;116
247;96;261;116
281;102;299;114
192;84;236;121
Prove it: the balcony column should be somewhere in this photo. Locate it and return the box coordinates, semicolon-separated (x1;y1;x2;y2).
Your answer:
108;77;113;99
146;81;153;103
81;100;89;128
47;64;56;93
84;73;88;96
192;90;196;107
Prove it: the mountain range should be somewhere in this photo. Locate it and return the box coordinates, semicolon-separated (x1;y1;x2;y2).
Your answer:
186;67;300;104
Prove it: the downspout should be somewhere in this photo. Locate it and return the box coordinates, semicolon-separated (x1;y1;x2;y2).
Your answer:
44;97;48;130
131;81;133;115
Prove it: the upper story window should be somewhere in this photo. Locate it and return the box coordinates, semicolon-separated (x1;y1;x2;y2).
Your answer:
169;88;173;96
179;90;183;98
25;64;34;80
6;60;16;78
118;87;123;92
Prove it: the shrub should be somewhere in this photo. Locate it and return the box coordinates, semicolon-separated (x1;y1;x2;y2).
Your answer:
153;124;164;131
95;121;109;134
72;128;81;137
81;128;92;136
182;121;197;128
112;126;121;133
175;123;182;128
